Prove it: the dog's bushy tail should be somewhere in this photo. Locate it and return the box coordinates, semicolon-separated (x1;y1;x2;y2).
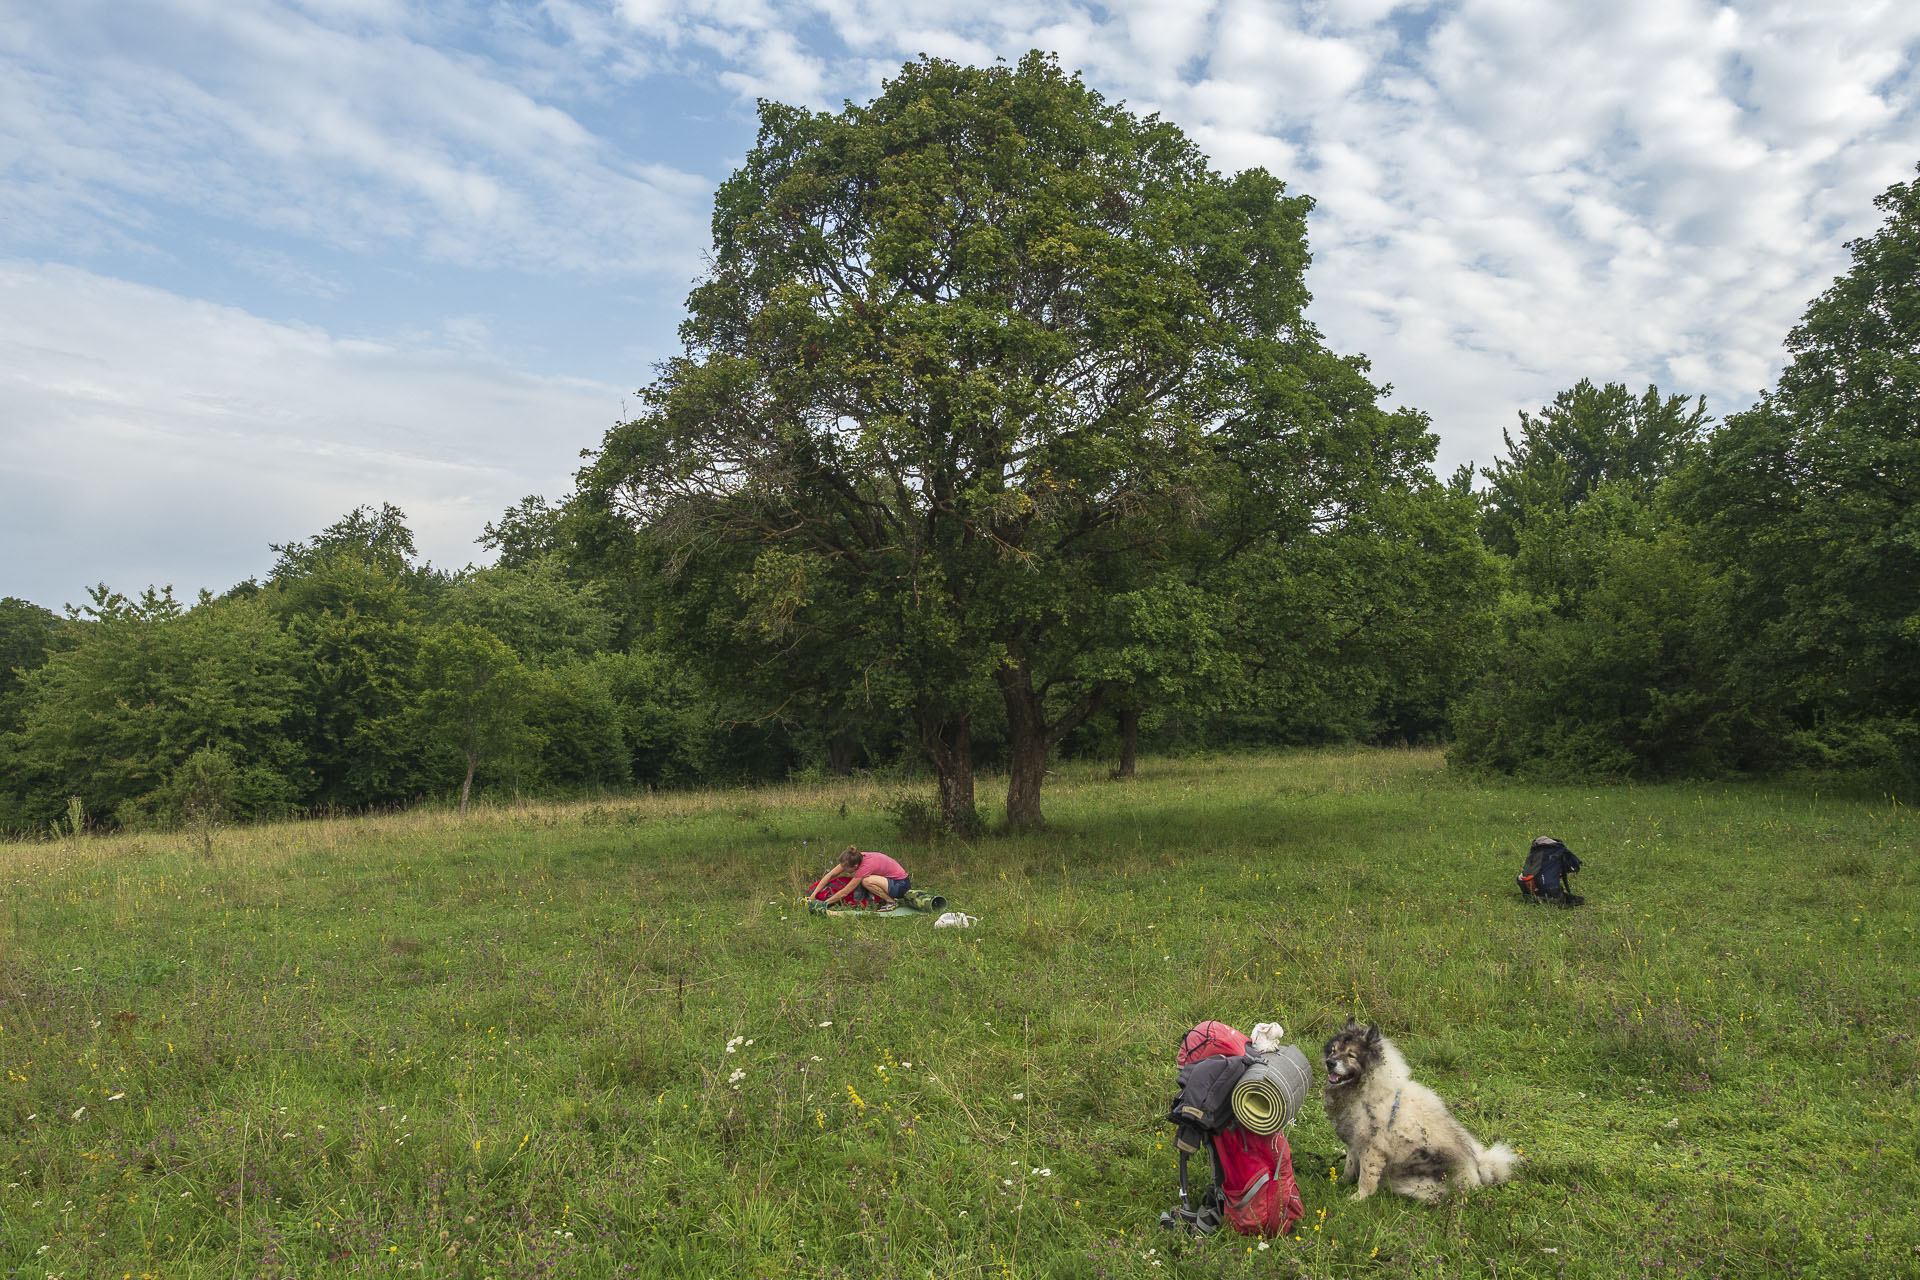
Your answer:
1473;1141;1520;1185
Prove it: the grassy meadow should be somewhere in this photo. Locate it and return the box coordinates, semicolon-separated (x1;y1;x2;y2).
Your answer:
2;747;1916;1279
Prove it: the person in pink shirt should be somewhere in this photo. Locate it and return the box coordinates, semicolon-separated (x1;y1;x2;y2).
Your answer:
812;845;912;911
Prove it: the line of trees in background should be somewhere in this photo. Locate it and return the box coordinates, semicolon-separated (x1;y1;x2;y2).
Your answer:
0;503;754;834
1451;168;1918;788
1;57;1912;838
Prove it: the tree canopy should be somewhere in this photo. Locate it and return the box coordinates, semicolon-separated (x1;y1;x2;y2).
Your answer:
1679;163;1920;774
582;52;1445;830
1479;379;1708;555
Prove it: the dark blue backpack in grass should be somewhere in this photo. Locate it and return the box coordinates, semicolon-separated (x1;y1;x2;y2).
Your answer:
1518;836;1584;906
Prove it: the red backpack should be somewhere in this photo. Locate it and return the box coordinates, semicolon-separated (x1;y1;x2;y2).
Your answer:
1161;1021;1305;1238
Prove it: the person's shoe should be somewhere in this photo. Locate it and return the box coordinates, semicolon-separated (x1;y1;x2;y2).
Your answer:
875;901;897;912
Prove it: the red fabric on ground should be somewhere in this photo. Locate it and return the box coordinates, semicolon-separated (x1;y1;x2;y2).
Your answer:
810;875;878;907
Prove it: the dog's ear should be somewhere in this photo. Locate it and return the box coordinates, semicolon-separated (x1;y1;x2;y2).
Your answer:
1364;1023;1382;1045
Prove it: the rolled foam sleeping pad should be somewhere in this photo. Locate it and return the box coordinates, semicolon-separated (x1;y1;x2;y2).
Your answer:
903;888;947;912
1229;1045;1312;1135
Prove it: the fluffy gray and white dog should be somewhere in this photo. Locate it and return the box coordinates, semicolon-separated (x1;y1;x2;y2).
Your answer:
1321;1019;1519;1202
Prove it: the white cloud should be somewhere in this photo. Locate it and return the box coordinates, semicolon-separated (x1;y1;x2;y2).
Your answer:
0;262;624;609
569;0;1916;472
0;1;711;276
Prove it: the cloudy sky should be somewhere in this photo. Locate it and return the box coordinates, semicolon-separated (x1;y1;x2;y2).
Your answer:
3;0;1915;611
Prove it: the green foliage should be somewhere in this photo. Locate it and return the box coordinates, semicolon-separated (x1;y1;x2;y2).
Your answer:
0;596;64;737
441;557;617;664
594;644;800;788
478;494;568;570
266;498;432;587
1480;379;1708;555
412;623;538;811
164;745;239;854
0;587;302;831
583;52;1445;831
1223;470;1499;745
271;549;432;808
269;501;433;587
522;658;630;790
1453;377;1739;779
1678;164;1920;783
0;596;62;690
1450;517;1745;777
883;789;947;844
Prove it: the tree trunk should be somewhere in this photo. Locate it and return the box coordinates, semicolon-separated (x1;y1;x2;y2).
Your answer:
1115;705;1140;779
999;660;1049;832
827;734;857;778
459;752;477;814
998;643;1111;832
916;709;977;835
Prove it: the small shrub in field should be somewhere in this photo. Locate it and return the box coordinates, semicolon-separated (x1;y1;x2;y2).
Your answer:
885;790;942;843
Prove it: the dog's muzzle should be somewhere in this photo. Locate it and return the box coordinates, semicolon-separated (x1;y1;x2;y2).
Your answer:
1324;1060;1357;1087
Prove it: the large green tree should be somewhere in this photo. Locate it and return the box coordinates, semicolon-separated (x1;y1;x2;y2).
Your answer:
582;53;1439;830
1449;375;1727;780
271;549;430;807
1680;164;1920;775
412;623;536;813
1481;380;1708;555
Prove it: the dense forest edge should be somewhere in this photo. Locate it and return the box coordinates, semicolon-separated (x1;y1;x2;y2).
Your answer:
2;55;1915;838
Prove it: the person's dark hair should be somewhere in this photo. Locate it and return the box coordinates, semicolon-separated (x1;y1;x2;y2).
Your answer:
837;845;861;870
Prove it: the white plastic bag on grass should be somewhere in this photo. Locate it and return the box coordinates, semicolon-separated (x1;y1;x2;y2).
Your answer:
933;912;978;928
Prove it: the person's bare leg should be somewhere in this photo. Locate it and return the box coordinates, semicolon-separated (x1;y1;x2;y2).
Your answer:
862;874;895;904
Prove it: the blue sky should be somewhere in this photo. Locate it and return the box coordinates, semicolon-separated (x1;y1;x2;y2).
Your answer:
3;0;1916;610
